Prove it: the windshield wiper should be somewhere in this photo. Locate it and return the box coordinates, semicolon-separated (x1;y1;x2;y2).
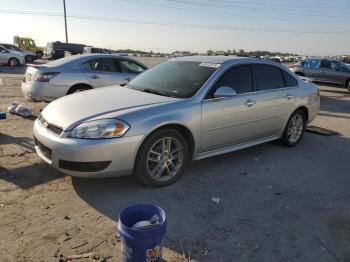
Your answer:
143;88;171;97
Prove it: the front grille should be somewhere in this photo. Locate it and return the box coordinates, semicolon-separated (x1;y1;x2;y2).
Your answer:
46;123;63;135
35;138;52;160
59;160;111;172
39;115;63;135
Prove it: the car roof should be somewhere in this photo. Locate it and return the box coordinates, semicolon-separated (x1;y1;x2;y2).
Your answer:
170;55;246;63
170;55;283;67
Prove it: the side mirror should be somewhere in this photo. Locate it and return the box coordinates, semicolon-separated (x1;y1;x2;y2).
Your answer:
213;86;237;98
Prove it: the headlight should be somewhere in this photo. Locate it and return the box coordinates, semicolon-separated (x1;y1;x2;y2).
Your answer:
68;119;130;139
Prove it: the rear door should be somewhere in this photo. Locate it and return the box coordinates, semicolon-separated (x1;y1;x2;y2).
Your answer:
251;64;297;138
83;58;126;87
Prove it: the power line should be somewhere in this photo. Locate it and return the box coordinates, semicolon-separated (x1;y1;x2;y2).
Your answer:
159;0;350;18
0;9;349;34
190;0;350;10
122;0;350;24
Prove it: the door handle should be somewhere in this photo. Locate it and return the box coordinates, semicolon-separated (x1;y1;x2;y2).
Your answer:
245;99;256;107
91;74;99;79
285;94;294;100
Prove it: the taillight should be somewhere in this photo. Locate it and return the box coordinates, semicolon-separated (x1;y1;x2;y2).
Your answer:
34;72;59;82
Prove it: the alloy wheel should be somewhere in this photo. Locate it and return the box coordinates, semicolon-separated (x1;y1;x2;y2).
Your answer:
287;114;304;143
146;137;183;182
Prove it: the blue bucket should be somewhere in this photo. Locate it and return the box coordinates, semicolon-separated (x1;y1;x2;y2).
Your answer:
118;204;167;262
0;112;6;120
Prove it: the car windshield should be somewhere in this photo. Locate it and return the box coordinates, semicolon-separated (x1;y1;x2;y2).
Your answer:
128;61;218;98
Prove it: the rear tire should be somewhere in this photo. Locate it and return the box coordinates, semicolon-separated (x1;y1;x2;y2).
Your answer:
280;109;306;147
67;84;92;94
36;52;43;59
8;58;20;66
135;128;190;187
25;55;34;63
346;79;350;93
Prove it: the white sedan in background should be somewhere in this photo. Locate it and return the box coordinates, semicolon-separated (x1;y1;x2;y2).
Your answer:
0;44;26;66
21;54;148;102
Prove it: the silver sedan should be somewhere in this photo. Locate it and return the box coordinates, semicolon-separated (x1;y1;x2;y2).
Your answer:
21;54;148;102
33;56;320;186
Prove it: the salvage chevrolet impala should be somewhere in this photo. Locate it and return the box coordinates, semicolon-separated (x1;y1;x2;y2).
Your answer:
33;56;320;186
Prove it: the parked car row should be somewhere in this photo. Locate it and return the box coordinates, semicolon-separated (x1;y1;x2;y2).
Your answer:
289;58;350;92
29;55;320;187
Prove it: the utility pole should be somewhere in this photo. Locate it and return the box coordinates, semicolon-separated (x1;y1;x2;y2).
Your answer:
63;0;68;43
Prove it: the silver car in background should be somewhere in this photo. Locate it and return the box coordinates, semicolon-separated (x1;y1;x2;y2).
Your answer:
21;54;148;102
33;56;320;187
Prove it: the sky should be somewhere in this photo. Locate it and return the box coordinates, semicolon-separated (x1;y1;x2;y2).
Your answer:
1;0;350;56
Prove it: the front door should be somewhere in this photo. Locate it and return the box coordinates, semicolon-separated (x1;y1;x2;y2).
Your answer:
201;64;258;151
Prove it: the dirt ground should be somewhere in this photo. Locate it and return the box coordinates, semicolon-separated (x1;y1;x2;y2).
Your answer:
0;59;350;262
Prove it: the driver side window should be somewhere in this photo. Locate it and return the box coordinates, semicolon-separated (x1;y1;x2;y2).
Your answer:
208;65;253;98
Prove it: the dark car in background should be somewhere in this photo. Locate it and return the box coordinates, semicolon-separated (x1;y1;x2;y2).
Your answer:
44;41;85;60
290;58;350;92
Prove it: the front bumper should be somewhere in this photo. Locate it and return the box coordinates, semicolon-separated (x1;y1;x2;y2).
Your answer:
33;118;143;178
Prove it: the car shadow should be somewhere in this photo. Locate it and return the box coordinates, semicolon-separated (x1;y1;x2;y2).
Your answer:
0;133;35;152
0;133;64;189
71;132;350;261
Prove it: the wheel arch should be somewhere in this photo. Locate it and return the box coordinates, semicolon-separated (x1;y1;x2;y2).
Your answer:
134;123;196;169
67;83;93;94
295;106;309;122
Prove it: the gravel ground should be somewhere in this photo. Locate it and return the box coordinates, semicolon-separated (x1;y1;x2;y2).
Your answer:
0;59;350;262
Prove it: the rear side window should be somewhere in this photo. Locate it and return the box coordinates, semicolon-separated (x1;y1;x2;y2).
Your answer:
304;59;320;69
254;64;284;90
282;70;297;87
88;58;121;72
212;65;253;95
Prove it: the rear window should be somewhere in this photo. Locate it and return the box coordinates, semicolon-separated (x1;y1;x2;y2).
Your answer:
254;64;284;90
282;70;297;87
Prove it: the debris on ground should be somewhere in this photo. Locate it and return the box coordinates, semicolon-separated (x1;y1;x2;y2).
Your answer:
7;102;32;117
63;215;70;220
7;101;18;114
202;249;208;256
211;197;220;203
71;241;89;249
307;125;339;136
66;252;97;260
15;104;32;117
239;171;248;176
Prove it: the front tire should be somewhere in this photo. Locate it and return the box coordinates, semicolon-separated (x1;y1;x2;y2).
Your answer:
135;129;190;187
8;58;20;66
280;109;306;147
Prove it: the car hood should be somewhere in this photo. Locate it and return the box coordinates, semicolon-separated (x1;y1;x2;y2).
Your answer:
41;85;178;130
